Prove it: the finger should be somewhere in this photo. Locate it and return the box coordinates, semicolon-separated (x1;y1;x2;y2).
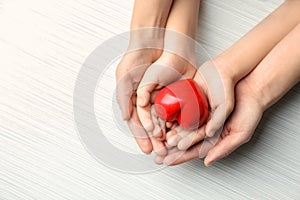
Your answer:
158;118;166;139
151;105;164;138
136;62;183;130
204;103;260;166
127;108;153;154
170;122;179;129
167;127;190;147
150;137;167;156
151;108;161;137
137;103;154;132
150;90;160;104
116;60;151;119
166;122;173;129
167;134;181;147
137;62;183;107
154;146;180;165
165;132;220;166
136;84;157;133
205;103;226;137
166;122;178;130
166;126;182;147
198;132;221;161
196;61;229;137
177;126;206;150
163;143;203;166
154;155;165;165
204;131;246;166
137;81;158;107
166;129;177;142
131;94;137;106
167;146;181;154
116;78;134;120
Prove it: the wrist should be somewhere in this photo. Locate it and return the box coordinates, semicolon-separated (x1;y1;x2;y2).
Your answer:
128;0;173;51
128;28;165;51
212;56;243;85
240;76;270;111
163;31;197;64
243;75;298;112
236;79;267;113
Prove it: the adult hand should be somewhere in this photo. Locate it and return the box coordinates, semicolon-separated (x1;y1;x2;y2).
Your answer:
163;0;300;151
155;80;263;166
165;61;235;150
156;21;300;165
205;21;300;165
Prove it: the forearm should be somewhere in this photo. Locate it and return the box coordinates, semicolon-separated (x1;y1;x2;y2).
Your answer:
131;0;173;29
128;0;173;50
245;23;300;110
165;0;200;38
163;0;201;62
215;0;300;84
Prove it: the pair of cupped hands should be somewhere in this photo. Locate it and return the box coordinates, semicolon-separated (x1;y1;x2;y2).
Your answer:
116;34;261;167
115;0;300;166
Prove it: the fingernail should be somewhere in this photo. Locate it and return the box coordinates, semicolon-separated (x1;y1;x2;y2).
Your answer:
207;129;216;137
122;113;130;121
140;144;153;155
154;156;165;165
204;159;214;167
177;141;188;151
155;148;167;157
120;108;129;120
163;157;174;166
167;137;178;147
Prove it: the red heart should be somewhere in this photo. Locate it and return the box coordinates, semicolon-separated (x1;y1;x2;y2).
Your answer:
154;79;209;130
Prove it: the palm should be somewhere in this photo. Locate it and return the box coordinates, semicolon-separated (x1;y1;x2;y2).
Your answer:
155;80;264;166
165;61;236;150
203;81;263;165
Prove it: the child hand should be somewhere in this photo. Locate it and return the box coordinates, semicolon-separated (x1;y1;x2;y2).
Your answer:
136;51;196;138
136;0;200;140
116;49;162;154
115;0;173;154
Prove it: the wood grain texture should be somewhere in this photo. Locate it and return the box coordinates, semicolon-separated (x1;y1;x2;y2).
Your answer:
1;0;299;199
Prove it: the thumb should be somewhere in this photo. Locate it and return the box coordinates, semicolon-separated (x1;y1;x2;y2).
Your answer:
204;101;261;166
116;78;134;120
137;82;158;107
137;62;184;107
204;130;245;166
136;71;159;133
136;63;161;107
205;103;227;137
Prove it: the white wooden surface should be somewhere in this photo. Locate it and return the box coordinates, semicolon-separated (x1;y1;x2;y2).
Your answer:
1;0;300;199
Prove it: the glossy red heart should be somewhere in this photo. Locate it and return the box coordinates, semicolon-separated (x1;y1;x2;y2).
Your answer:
154;79;209;130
